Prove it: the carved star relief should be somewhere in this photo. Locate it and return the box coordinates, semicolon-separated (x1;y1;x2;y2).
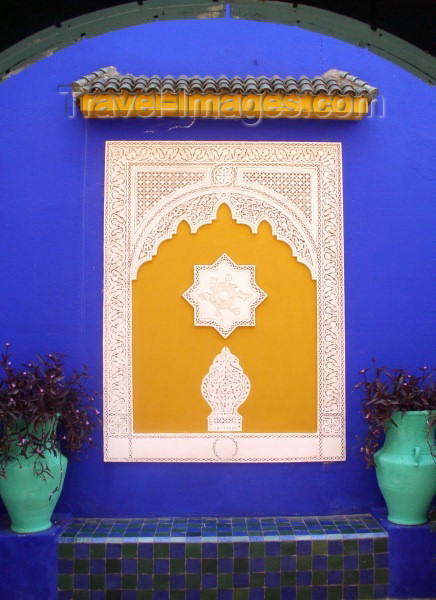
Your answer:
183;253;267;338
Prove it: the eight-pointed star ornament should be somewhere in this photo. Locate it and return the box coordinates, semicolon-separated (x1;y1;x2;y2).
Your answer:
182;253;267;338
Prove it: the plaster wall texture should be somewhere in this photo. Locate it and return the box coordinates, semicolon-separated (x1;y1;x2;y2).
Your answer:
0;15;434;517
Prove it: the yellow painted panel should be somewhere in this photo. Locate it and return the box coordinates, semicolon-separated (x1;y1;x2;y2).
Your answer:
132;204;317;433
81;92;368;119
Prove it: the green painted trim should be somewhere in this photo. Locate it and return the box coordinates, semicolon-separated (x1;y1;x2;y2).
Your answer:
231;1;436;84
0;0;434;84
0;1;226;80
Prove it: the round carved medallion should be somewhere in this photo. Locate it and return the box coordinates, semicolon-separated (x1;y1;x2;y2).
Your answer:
211;164;237;186
213;436;239;459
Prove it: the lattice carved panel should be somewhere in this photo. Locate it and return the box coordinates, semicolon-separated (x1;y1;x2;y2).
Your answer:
243;170;313;221
104;141;345;462
135;170;205;227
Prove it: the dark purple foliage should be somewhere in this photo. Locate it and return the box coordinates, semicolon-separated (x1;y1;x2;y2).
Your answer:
355;361;436;467
0;343;101;480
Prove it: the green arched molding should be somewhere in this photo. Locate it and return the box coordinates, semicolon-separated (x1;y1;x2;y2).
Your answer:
0;0;434;84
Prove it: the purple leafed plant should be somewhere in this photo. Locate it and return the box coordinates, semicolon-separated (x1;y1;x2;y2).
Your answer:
355;361;436;467
0;343;100;481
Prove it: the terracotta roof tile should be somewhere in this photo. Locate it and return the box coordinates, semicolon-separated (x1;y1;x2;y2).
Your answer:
72;66;378;101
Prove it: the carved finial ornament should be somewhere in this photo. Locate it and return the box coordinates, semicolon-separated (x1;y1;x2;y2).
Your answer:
202;347;251;432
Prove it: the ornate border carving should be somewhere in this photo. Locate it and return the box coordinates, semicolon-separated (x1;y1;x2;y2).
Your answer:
104;141;345;462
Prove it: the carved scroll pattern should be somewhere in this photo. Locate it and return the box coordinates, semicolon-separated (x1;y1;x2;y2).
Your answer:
104;141;345;460
108;142;336;168
104;150;131;420
318;146;343;419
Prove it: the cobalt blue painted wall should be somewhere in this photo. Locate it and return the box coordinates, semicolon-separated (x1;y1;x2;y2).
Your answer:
373;508;436;598
0;515;62;599
0;15;434;517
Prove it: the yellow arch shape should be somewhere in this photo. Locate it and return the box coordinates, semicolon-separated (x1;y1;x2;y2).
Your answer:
132;203;317;434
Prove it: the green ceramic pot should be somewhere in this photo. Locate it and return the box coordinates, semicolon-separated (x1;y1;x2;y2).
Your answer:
374;411;435;525
0;418;67;533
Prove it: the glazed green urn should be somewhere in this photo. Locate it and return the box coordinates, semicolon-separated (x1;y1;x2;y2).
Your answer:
0;419;67;533
374;411;435;525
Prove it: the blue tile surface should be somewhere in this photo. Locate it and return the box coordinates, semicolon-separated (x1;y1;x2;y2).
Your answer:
60;514;386;542
58;514;389;598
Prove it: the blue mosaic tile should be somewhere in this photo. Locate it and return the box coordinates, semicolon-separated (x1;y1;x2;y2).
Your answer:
299;570;314;586
327;540;342;554
248;589;265;600
90;559;105;574
359;538;374;553
170;574;185;588
281;555;296;571
106;544;121;559
106;573;121;589
360;568;374;584
328;570;343;585
201;573;217;588
138;544;154;558
154;559;169;574
344;555;359;569
170;543;185;558
265;572;281;587
296;540;311;555
313;555;328;570
266;542;281;556
138;574;152;588
58;558;73;574
234;542;249;557
218;558;232;573
74;573;90;588
343;585;359;599
374;552;388;568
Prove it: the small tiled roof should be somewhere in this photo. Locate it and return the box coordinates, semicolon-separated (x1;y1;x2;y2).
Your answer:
73;66;378;101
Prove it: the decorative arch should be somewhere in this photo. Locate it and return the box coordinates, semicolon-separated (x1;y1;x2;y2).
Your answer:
104;141;345;462
130;187;318;281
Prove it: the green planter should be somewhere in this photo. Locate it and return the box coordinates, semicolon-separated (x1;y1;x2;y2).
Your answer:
0;419;67;533
374;411;435;525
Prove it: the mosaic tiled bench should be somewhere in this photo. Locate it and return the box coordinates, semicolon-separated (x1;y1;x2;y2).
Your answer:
58;515;389;599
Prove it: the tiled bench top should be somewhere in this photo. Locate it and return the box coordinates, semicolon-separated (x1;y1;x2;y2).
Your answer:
60;514;386;543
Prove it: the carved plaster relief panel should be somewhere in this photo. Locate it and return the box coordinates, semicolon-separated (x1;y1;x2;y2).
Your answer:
104;141;345;462
202;347;251;432
183;253;267;338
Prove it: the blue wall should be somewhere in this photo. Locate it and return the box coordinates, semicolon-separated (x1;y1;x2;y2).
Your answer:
0;15;434;517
